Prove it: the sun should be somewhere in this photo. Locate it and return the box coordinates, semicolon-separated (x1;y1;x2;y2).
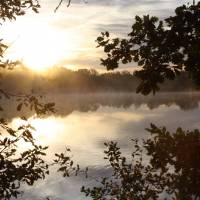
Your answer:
0;12;87;72
2;20;77;72
21;39;60;72
19;27;74;71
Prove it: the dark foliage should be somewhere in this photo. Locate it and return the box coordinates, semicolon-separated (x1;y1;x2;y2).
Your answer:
1;0;200;199
97;2;200;95
0;1;81;199
0;0;40;21
0;90;80;200
82;124;200;199
0;118;77;199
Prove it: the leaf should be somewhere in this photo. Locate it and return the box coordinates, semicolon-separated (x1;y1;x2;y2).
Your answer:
17;103;23;111
7;128;16;137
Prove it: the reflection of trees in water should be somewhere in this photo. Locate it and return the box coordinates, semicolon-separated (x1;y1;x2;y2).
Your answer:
28;93;200;113
1;93;200;120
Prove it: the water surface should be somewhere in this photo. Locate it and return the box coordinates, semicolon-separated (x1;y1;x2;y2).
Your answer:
8;92;200;200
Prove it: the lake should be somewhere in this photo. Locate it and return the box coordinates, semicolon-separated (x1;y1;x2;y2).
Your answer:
7;92;200;200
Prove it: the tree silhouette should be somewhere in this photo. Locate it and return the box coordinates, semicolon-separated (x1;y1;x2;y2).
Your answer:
82;124;200;200
1;1;200;199
0;1;80;199
0;0;40;20
80;2;200;200
97;2;200;95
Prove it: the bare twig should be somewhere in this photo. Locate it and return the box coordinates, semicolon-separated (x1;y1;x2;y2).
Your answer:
67;0;72;7
54;0;71;12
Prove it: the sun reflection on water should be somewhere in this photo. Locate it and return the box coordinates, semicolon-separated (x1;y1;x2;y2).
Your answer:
10;117;67;148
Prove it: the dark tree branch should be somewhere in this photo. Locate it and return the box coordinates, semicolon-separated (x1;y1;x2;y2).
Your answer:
54;0;71;12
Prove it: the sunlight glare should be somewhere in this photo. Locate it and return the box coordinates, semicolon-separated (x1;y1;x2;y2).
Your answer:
11;117;67;148
1;20;79;72
19;27;75;71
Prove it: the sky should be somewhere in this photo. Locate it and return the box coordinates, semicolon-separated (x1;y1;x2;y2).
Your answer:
0;0;189;72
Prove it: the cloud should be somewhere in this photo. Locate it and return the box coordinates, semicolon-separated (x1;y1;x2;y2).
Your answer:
2;0;190;70
71;0;171;6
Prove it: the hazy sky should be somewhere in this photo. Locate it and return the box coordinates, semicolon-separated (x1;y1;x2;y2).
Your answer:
0;0;188;72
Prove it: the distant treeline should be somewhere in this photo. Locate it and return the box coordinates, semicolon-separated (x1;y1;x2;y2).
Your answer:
0;66;197;94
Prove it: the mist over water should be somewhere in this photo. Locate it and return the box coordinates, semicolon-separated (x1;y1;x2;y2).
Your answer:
6;92;200;200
